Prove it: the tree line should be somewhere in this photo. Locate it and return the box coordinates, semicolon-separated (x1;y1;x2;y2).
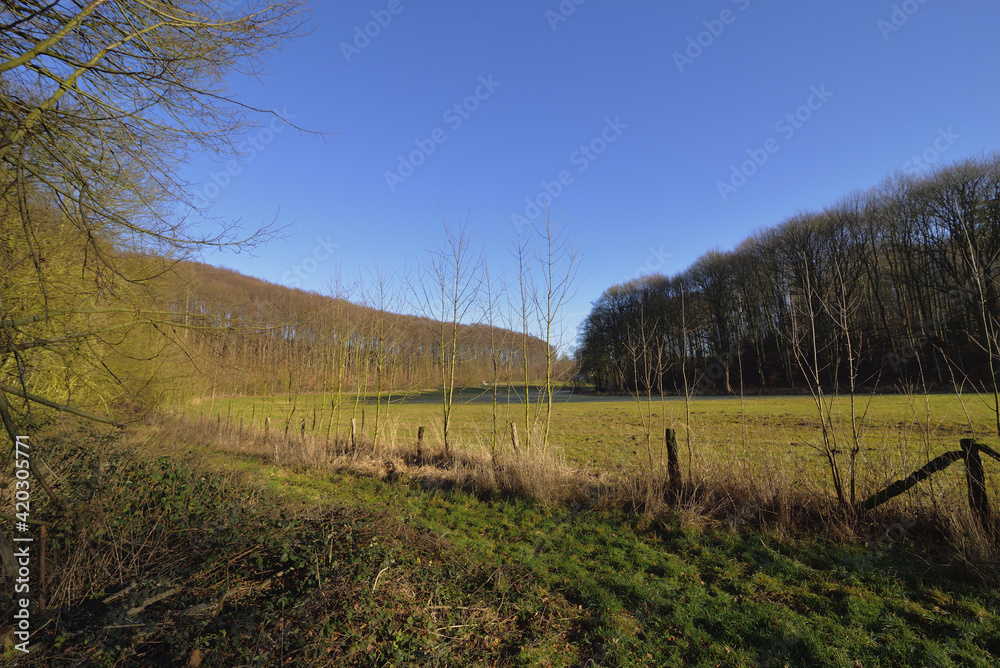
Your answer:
578;154;1000;407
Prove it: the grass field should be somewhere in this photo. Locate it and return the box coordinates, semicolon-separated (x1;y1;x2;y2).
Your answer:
190;388;1000;506
28;416;998;666
26;388;1000;666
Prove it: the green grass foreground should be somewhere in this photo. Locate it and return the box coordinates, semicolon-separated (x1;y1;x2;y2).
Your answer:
15;418;1000;667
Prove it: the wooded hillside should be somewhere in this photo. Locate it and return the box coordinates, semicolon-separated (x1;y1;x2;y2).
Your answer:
158;260;556;401
578;154;1000;399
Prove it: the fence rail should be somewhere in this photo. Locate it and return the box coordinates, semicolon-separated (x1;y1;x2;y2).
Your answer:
856;439;1000;535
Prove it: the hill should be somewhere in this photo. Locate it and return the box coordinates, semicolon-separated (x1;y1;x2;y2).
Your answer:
156;259;558;401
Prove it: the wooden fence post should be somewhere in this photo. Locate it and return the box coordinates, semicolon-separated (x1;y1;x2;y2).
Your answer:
350;418;356;452
961;439;992;534
665;428;681;491
417;426;425;462
510;422;520;452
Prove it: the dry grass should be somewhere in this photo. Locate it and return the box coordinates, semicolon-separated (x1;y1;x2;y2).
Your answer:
144;407;1000;568
149;412;595;508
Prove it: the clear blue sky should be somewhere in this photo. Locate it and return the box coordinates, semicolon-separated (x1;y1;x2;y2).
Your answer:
184;0;1000;350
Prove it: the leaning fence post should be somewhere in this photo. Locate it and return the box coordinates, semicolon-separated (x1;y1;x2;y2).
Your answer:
960;439;992;535
510;422;520;452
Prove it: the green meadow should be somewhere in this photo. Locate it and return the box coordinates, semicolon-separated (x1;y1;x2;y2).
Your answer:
31;402;1000;666
27;389;1000;665
191;389;999;498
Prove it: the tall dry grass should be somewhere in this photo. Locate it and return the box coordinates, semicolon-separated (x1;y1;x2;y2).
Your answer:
144;407;999;568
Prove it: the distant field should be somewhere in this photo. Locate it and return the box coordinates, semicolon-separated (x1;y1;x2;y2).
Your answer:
189;389;1000;501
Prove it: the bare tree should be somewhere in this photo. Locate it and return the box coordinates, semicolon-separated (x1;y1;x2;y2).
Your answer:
620;303;671;507
530;212;581;451
0;1;310;444
320;263;355;442
410;215;484;456
788;242;847;507
511;227;537;450
358;264;403;450
953;199;1000;438
678;278;697;483
482;263;508;455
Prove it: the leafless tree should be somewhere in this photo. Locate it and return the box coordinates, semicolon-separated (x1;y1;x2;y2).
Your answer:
530;212;581;451
1;0;310;439
409;214;484;456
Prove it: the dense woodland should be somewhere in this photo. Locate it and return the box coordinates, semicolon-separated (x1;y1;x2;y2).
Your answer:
0;221;560;418
577;155;1000;397
159;261;557;400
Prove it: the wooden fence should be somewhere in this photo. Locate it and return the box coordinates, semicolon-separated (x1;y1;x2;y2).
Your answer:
856;439;999;535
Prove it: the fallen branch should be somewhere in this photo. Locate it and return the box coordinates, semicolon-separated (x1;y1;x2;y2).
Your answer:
126;586;184;617
0;512;53;528
103;582;141;605
372;566;390;593
977;442;1000;463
